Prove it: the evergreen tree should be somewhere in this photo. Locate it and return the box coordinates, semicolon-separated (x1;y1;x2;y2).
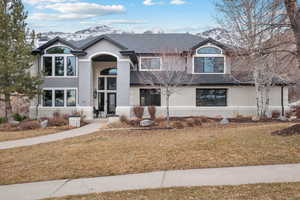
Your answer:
0;0;42;120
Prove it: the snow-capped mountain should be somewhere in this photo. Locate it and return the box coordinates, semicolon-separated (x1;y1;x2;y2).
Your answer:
197;28;231;44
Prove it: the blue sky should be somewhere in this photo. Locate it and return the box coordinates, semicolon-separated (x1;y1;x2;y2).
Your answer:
24;0;218;33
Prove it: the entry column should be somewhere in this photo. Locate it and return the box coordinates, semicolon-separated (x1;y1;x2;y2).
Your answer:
116;60;130;116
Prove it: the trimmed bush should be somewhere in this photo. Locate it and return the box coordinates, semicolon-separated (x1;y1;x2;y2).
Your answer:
296;106;300;119
172;121;184;129
0;117;6;124
148;106;156;120
192;118;202;126
119;115;129;124
19;121;40;130
185;118;195;127
133;106;144;119
12;113;26;122
272;110;281;119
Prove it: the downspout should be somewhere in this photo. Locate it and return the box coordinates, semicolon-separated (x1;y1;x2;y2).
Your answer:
281;86;285;116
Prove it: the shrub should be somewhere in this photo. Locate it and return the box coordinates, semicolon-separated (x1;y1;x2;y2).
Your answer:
19;121;40;130
198;116;209;123
133;106;144;119
271;110;281;119
0;117;6;124
296;106;300;119
185;118;195;127
12;113;26;122
119;115;129;124
192;118;202;126
53;111;61;118
148;106;156;120
172;121;184;129
285;110;293;118
155;117;165;123
128;119;140;127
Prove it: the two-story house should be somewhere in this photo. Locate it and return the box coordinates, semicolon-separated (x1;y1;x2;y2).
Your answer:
30;33;289;120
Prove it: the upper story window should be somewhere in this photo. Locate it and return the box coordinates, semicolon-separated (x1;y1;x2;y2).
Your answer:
194;46;225;74
140;57;161;71
43;46;77;77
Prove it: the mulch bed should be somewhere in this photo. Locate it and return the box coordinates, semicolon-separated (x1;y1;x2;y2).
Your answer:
271;124;300;136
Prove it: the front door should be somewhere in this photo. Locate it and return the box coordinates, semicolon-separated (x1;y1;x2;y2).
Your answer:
107;93;116;115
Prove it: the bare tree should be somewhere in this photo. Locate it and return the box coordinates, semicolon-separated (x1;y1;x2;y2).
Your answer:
216;0;289;117
140;49;191;126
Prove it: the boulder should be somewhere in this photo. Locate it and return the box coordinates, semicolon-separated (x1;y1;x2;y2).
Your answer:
279;116;287;121
220;118;229;125
108;117;120;124
9;120;20;126
140;119;154;127
40;120;48;129
252;116;260;121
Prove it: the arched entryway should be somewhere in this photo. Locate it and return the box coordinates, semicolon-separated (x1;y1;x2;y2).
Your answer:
92;54;118;117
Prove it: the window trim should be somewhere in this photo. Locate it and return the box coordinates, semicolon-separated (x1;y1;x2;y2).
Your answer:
192;44;226;74
42;45;78;78
41;88;78;108
139;88;161;106
196;88;228;107
139;56;162;71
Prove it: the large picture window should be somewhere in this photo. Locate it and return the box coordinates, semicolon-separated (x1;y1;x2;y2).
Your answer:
42;89;77;107
196;89;227;107
194;46;225;74
140;57;161;70
42;46;76;77
140;89;161;106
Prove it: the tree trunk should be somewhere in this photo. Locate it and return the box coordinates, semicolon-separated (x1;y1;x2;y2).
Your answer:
4;93;12;121
166;88;170;128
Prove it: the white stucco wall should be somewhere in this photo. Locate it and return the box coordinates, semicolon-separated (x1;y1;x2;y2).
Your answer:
118;86;289;118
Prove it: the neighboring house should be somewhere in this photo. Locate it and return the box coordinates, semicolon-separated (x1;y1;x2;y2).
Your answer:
30;34;290;120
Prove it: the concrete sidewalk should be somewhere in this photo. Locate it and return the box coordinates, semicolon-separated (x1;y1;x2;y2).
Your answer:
0;120;103;150
0;163;300;200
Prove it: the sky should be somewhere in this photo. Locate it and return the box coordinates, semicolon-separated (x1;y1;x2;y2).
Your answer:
23;0;219;33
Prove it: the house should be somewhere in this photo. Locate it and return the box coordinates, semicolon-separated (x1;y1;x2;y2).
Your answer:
30;33;290;120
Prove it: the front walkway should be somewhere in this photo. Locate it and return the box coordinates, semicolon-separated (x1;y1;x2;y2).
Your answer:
0;163;300;200
0;120;105;150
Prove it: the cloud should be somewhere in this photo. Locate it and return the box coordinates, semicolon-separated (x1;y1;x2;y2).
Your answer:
143;0;163;6
24;0;78;5
40;2;125;15
170;0;187;5
30;2;126;21
100;19;147;25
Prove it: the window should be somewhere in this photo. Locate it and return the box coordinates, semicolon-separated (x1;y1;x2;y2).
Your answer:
46;46;72;54
140;89;161;106
194;46;225;74
55;90;64;107
196;89;227;107
67;89;76;107
42;89;77;107
67;56;76;76
42;46;76;77
43;57;52;76
107;77;117;90
98;77;105;90
140;57;161;70
100;68;117;75
43;90;53;107
194;57;224;73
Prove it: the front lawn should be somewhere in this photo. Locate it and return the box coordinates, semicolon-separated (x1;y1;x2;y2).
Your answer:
0;126;70;142
44;182;300;200
0;123;300;185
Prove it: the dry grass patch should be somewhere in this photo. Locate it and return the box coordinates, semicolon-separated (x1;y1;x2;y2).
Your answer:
0;126;70;142
0;123;300;185
44;182;300;200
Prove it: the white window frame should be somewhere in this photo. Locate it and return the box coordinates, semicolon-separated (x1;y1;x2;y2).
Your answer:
139;56;162;71
192;44;226;74
42;45;78;78
41;88;78;108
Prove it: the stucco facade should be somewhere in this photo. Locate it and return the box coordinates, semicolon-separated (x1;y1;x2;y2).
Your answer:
30;34;291;120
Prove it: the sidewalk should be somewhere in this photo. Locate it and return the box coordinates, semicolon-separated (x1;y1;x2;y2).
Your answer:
0;163;299;200
0;120;103;150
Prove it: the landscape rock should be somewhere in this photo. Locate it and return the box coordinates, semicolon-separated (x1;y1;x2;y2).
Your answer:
9;120;20;126
279;116;287;121
108;117;120;124
40;120;48;129
220;118;229;125
252;116;260;121
140;119;154;127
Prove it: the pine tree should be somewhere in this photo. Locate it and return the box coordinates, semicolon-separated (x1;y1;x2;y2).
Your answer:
0;0;42;120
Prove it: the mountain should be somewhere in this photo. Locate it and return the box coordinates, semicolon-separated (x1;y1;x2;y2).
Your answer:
197;28;231;44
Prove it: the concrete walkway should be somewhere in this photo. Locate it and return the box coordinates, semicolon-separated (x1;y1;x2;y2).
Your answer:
0;120;104;150
0;163;300;200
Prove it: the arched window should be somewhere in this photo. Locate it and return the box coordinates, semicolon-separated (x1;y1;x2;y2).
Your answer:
197;47;222;55
46;46;72;54
100;68;117;75
194;45;225;74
